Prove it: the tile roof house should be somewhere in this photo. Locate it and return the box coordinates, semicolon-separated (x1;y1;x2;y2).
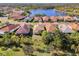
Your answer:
10;10;25;20
42;16;49;22
16;23;31;35
69;23;78;30
0;24;19;33
33;23;45;35
76;23;79;31
12;15;25;20
63;16;74;22
33;16;43;22
58;23;74;33
50;16;58;22
57;16;64;21
44;23;57;33
12;9;24;15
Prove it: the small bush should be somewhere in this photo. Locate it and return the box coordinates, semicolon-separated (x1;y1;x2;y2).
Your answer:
12;46;20;51
1;47;8;51
42;31;54;45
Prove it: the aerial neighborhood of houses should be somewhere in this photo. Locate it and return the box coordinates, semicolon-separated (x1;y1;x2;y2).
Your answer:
1;4;79;56
0;5;79;35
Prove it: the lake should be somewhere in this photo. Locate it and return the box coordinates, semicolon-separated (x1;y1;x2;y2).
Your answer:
30;9;66;16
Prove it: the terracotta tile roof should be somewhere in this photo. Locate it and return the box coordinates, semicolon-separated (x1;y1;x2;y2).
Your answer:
57;16;64;21
12;15;25;20
33;23;45;34
63;16;73;21
12;9;24;15
45;23;57;32
0;24;19;32
69;23;78;30
76;23;79;31
16;23;30;34
50;16;58;22
42;16;49;22
33;16;42;22
10;10;25;20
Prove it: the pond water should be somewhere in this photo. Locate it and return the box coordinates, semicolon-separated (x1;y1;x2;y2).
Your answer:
29;9;66;16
